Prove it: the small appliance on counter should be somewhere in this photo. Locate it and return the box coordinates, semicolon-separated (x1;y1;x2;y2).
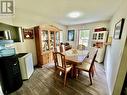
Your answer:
0;48;23;94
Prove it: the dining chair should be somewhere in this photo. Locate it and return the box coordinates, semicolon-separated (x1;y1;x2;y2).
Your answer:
53;52;73;87
54;46;60;52
86;47;98;73
76;48;98;85
77;44;86;50
60;44;65;52
87;47;98;59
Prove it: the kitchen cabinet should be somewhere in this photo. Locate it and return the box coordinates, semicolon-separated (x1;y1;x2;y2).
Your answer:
92;31;108;43
0;22;24;42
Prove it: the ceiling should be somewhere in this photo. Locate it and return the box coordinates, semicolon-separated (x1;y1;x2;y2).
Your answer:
14;0;123;25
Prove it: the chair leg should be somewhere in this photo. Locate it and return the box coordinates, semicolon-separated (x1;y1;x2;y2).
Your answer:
55;69;59;79
92;65;96;77
77;69;81;76
78;69;80;75
64;72;67;87
92;71;94;77
91;67;94;77
71;68;73;78
76;69;78;78
89;72;92;85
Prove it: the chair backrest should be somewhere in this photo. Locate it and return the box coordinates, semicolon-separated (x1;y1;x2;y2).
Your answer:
77;44;85;50
53;52;66;69
88;47;98;59
89;49;98;71
60;44;65;52
56;46;60;52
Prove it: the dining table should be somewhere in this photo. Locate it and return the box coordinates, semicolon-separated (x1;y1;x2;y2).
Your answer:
63;49;89;78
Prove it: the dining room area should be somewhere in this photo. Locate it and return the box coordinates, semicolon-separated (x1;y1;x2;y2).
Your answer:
1;0;127;95
10;43;109;95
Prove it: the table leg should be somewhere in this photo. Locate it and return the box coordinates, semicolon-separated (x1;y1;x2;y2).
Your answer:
73;64;77;78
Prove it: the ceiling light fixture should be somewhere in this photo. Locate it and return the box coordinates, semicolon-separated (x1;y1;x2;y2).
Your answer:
67;12;81;18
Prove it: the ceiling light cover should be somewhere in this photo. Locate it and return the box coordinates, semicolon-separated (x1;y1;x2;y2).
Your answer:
68;12;81;18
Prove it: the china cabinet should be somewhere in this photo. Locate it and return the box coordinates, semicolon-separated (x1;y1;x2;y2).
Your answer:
92;30;108;63
34;25;61;67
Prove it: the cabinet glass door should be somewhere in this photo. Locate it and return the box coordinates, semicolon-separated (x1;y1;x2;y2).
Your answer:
50;31;55;50
41;30;49;52
100;33;104;39
93;33;97;40
56;32;60;46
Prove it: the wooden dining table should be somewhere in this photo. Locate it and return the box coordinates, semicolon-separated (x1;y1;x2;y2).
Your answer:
63;49;89;77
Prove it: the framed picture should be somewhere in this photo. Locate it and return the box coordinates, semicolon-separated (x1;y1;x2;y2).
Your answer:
67;30;75;41
23;28;34;39
114;18;125;39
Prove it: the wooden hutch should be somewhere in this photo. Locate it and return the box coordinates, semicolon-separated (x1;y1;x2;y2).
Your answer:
34;25;61;67
92;27;108;63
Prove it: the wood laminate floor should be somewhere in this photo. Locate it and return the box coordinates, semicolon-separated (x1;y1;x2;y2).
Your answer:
10;62;109;95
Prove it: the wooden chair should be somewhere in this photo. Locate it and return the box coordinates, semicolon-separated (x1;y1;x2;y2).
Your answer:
54;46;60;52
60;44;65;52
86;47;98;74
87;47;98;59
53;52;72;86
76;47;98;85
77;44;86;50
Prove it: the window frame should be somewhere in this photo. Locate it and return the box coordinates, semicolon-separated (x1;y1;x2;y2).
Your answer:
78;29;90;47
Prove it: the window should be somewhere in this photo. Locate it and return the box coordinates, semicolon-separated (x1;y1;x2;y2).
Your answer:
78;29;90;47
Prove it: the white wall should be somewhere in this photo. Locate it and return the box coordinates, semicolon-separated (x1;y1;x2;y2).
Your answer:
66;21;110;47
113;38;127;95
104;0;127;94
